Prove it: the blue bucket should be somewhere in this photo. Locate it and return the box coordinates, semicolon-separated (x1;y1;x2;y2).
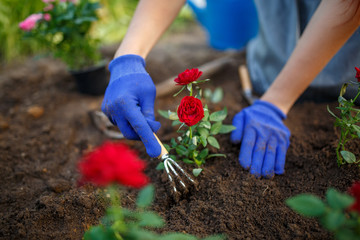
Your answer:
187;0;259;50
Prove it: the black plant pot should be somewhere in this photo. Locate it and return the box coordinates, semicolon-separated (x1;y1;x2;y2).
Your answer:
70;62;109;96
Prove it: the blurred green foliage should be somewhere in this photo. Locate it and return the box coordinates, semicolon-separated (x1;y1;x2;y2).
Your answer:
0;0;44;64
0;1;194;65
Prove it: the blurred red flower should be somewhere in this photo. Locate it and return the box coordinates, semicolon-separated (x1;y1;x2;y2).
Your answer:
355;67;360;82
349;181;360;213
78;142;149;188
174;68;203;85
177;96;204;126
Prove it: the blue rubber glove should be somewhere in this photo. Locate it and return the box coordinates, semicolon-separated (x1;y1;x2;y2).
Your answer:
101;54;161;158
230;100;290;178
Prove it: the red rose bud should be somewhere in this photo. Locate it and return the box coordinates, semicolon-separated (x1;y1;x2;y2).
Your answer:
355;67;360;82
174;68;203;85
78;142;149;188
349;181;360;213
177;96;204;126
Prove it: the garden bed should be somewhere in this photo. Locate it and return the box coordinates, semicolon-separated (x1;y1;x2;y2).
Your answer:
0;27;359;239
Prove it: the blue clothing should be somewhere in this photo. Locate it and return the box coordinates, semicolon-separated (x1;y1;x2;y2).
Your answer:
247;0;360;101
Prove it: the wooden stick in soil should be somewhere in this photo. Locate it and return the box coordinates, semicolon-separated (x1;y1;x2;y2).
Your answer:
238;65;258;105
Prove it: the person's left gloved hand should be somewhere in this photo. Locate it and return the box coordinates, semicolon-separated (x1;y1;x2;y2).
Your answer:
230;100;290;178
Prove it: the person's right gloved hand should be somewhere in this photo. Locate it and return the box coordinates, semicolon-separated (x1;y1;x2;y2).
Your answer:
101;54;161;158
230;100;290;178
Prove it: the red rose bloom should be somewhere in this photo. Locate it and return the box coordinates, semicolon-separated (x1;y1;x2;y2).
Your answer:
78;142;149;188
177;96;204;126
355;67;360;82
348;181;360;213
174;68;203;85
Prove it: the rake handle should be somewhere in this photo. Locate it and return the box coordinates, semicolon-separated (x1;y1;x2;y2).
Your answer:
153;133;169;158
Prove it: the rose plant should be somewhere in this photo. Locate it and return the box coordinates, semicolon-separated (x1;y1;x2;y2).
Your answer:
79;141;225;240
19;0;102;70
158;68;236;176
328;67;360;166
286;182;360;240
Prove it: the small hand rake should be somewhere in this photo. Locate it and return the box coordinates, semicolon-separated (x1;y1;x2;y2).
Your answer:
153;133;197;194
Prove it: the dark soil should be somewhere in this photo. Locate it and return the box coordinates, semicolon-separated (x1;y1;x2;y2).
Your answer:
0;26;359;240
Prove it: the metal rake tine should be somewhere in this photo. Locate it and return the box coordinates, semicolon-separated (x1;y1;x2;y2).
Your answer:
153;133;196;194
163;158;178;193
165;158;187;189
167;158;196;184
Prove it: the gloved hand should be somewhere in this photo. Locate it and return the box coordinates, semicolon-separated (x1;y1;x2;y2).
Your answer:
101;54;161;158
230;100;290;178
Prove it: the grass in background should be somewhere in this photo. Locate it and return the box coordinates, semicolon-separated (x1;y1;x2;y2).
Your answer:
0;0;44;64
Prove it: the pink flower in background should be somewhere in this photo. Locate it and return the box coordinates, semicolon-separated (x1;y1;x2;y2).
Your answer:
43;14;51;21
19;14;43;31
42;0;55;3
43;4;54;11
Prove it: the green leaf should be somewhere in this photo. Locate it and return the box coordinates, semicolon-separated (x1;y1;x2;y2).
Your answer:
172;120;182;126
202;235;227;240
194;79;210;84
199;148;209;159
340;83;348;97
340;151;356;163
207;154;226;159
160;233;198;240
211;87;224;103
192;168;203;177
173;85;186;97
327;105;339;119
210;122;222;135
203;88;212;99
138;211;165;228
219;124;237;134
169;155;177;161
156;162;165;170
200;135;207;147
203;108;210;121
127;227;158;240
188;144;197;151
84;225;117;240
163;144;171;152
286;194;326;217
335;229;359;240
178;122;186;131
199;121;211;129
209;108;227;122
186;84;192;92
198;127;209;138
326;188;354;210
192;136;198;146
158;110;170;119
176;145;189;156
207;136;220;149
321;211;346;231
352;125;360;135
183;158;194;164
136;185;155;208
171;138;178;147
169;112;179;120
